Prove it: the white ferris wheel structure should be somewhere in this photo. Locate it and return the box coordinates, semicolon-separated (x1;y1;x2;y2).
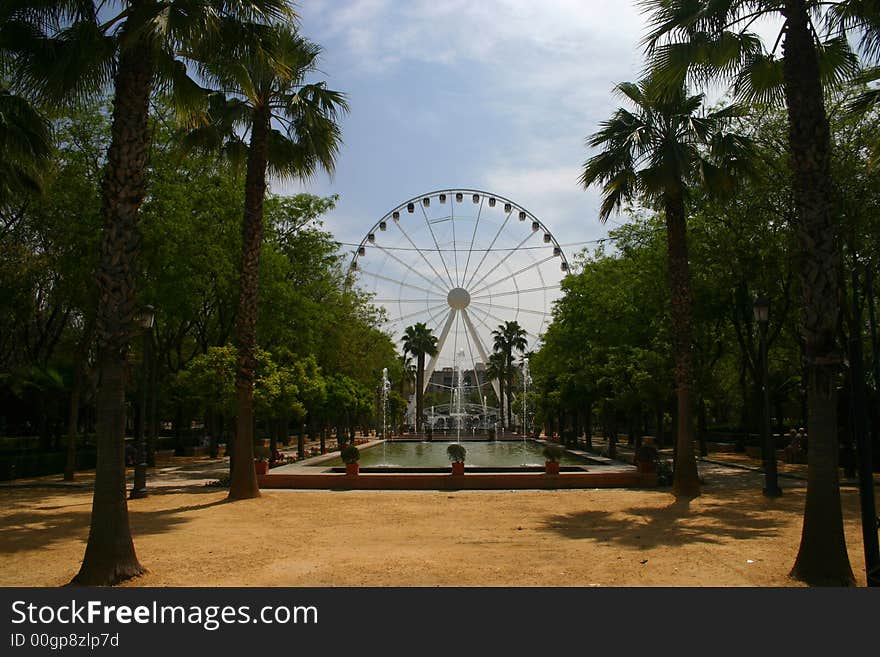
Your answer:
347;188;570;418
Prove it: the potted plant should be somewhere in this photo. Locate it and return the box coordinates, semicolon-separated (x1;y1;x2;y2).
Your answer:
254;446;270;475
543;443;564;475
340;445;360;475
635;445;658;473
446;443;467;475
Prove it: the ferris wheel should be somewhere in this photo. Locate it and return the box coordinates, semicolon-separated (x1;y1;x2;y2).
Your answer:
347;189;569;403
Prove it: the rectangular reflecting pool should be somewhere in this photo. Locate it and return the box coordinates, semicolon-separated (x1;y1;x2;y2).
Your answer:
313;440;596;469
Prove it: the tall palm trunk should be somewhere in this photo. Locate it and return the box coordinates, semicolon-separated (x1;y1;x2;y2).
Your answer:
71;37;152;585
783;0;854;585
229;105;271;500
497;376;504;429
664;193;700;498
416;354;424;432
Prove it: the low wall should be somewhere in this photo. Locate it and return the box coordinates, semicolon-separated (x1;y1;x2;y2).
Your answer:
258;470;657;490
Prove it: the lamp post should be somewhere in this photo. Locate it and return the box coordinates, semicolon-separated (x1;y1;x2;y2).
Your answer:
131;305;155;499
754;296;781;497
849;265;880;586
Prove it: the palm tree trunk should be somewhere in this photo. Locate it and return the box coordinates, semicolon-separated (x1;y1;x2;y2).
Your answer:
498;377;505;429
783;0;854;585
229;105;271;501
72;35;152;584
664;193;700;498
416;355;424;433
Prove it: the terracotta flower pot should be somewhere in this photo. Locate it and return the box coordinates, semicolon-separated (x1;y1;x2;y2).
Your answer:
254;460;269;475
451;461;465;476
545;460;560;475
345;462;360;476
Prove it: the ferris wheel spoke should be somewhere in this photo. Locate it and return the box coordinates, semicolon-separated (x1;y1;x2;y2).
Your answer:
396;302;449;324
462;316;487;406
470;283;560;301
425;303;446;329
461;309;502;403
470;301;552;317
422;308;457;393
461;196;484;286
373;298;445;303
420;203;456;288
466;230;538;294
451;312;462;401
469;305;541;343
374;244;449;295
450;198;460;286
392;219;454;291
469;255;557;297
464;207;514;289
357;269;446;297
535;255;549;338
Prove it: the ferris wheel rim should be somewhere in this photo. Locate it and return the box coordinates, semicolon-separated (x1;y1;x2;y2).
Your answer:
347;188;570;272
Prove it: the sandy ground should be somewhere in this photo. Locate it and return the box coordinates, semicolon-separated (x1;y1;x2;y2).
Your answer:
0;457;872;587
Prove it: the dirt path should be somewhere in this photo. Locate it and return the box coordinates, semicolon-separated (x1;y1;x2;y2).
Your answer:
0;462;870;586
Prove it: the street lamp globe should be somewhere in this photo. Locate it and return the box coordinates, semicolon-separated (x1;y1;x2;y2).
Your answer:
753;295;769;324
138;304;156;329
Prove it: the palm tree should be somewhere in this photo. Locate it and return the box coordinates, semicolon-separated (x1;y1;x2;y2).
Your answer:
492;321;528;429
397;354;416;396
189;25;348;500
580;76;753;499
5;0;293;585
402;323;438;432
0;88;52;205
639;0;862;585
485;351;507;427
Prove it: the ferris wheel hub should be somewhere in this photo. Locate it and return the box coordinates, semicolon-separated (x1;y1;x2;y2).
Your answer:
447;287;471;310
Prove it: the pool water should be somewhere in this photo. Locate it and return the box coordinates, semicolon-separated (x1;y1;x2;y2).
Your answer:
314;441;590;468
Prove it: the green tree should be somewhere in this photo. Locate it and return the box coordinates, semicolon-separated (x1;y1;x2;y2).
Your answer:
0;88;52;205
5;0;293;586
580;76;752;498
639;0;864;583
191;24;347;500
402;322;438;432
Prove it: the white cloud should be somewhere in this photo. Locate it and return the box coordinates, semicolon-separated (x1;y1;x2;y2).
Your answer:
293;3;668;248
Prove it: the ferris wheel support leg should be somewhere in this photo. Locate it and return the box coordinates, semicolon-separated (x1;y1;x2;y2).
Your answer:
422;309;458;394
461;309;502;403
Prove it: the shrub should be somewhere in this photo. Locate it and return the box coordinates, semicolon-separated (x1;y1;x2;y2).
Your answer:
446;443;466;463
205;473;231;488
542;444;565;462
341;445;360;464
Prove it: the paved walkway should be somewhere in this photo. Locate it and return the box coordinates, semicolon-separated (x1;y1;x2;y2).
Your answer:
584;435;879;487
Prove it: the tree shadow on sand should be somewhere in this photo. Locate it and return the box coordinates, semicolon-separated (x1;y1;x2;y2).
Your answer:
541;496;790;549
0;493;230;555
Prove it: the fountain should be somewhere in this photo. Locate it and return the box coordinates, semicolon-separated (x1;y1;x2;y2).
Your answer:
521;357;529;466
454;349;465;444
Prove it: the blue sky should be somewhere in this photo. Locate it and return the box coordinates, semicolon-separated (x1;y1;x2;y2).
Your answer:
279;0;649;255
